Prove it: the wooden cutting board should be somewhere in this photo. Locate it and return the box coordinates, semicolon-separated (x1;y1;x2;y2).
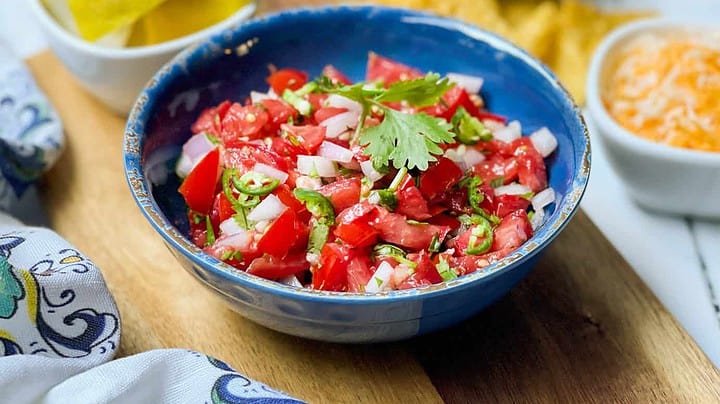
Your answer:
31;1;720;402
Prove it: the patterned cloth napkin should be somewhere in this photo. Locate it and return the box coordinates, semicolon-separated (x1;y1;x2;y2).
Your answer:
0;45;304;403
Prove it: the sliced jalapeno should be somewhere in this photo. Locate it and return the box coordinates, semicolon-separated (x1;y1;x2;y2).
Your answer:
465;216;493;255
233;171;280;196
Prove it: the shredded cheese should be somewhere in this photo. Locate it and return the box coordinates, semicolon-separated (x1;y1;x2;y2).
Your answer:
603;32;720;152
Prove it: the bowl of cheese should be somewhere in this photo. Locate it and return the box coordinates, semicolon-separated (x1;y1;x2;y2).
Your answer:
586;17;720;219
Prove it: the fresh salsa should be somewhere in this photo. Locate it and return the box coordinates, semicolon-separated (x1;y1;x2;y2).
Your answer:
176;53;558;292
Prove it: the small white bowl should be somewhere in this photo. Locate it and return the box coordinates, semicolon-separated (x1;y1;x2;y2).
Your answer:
586;17;720;219
28;0;255;115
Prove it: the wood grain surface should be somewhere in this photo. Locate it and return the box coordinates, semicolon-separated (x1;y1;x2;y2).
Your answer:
30;1;720;402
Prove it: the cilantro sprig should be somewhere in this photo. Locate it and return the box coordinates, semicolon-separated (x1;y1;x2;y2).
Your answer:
319;73;455;171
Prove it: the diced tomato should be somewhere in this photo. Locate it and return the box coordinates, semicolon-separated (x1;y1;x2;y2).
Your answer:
336;201;378;225
224;143;289;173
477;138;514;157
318;177;361;214
260;99;297;135
512;137;547;192
314;107;348;123
210;192;235;227
273;184;306;215
188;211;208;248
270;136;305;163
191;100;231;135
371;208;450;251
178;147;220;214
396;184;431;221
345;254;372;293
471;155;518;185
494;194;531;218
221;103;269;144
427;213;461;232
452;224;492;256
423;86;478;121
322;65;353;85
418;157;463;200
491;210;533;252
396;250;443;289
473;109;507;123
247;252;309;280
334;221;379;248
306;93;328;111
281;124;326;154
266;68;308;95
313;243;352;291
257;208;297;257
366;52;422;85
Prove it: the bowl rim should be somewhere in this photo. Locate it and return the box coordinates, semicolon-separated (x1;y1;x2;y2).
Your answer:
123;4;591;303
586;16;720;166
27;0;256;59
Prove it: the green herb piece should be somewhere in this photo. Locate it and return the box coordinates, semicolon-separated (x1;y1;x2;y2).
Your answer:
465;216;493;255
192;213;204;225
282;88;312;116
428;233;441;253
436;256;457;281
373;244;417;268
489;177;505;188
307;222;330;255
451;107;493;145
295;81;318;97
319;73;456;171
233;171;280;196
205;133;222;145
521;192;535;200
368;189;398;210
463;176;485;213
361;108;453;171
387;167;408;192
220;250;243;261
205;215;216;247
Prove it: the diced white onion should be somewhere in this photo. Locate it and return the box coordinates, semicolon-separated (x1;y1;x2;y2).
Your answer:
360;160;385;182
530;208;545;230
365;261;394;293
250;90;275;103
317;141;354;163
463;147;486;168
530;127;558;158
252;163;288;184
215;231;251;250
247;194;287;222
295;175;323;190
254;220;270;233
444;145;467;171
296;155;337;177
219;217;244;236
319;110;359;138
495;182;532;196
492;120;522;143
176;133;215;177
447;72;484;94
325;94;362;113
278;274;303;288
532;187;556;212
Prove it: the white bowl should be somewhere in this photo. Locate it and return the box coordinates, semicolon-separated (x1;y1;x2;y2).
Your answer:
28;0;256;115
586;17;720;219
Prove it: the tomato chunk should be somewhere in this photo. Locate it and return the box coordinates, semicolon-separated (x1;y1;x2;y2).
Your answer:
491;210;533;251
366;52;422;85
267;68;308;95
221;103;269;143
371;208;450;251
247;252;309;280
313;243;351;291
334;221;379;248
319;177;361;214
322;65;353;85
256;208;296;257
418;157;463;200
178;147;220;213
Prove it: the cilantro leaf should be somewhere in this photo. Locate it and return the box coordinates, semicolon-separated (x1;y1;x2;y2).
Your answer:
376;73;454;107
360;109;454;170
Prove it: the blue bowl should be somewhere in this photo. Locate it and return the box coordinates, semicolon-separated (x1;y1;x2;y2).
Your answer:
123;6;590;343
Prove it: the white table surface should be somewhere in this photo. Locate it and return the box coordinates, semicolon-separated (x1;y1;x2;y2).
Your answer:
2;0;720;368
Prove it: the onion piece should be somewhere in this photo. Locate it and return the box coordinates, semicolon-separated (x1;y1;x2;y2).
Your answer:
530;208;545;230
530;127;558;157
319;110;359;138
296;155;337;177
360;160;385;182
219;217;245;236
325;94;362;113
176;133;216;177
495;182;532;196
247;195;287;222
444;146;467;171
365;261;394;293
279;274;303;288
492;120;522;143
175;154;194;178
531;187;555;212
463;147;486;168
317;141;354;163
447;72;484;94
250;90;275;103
215;231;251;250
253;163;288;183
295;175;323;190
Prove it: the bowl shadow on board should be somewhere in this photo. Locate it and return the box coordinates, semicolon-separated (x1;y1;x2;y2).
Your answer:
126;5;589;343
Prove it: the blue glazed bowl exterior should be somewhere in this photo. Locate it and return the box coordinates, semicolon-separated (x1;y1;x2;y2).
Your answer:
124;6;590;343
